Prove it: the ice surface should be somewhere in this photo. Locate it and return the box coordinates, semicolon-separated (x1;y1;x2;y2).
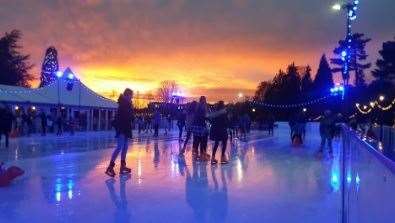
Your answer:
0;123;341;223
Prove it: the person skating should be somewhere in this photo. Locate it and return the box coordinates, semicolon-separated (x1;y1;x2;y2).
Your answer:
177;110;186;142
153;109;161;137
208;101;229;165
180;101;197;156
0;106;14;148
56;112;63;136
40;111;47;136
318;110;335;156
106;88;134;177
191;96;209;162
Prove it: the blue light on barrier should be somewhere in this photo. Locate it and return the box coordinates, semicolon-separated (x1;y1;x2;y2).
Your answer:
56;71;63;78
68;190;73;200
56;192;61;202
356;174;361;184
67;73;74;80
347;173;352;184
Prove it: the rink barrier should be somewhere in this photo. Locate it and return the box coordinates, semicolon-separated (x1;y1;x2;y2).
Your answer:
341;125;395;223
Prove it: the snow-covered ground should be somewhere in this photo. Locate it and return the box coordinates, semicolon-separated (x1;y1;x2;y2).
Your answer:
0;123;342;223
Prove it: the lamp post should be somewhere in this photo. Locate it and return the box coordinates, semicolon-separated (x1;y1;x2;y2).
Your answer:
332;1;360;86
56;71;63;106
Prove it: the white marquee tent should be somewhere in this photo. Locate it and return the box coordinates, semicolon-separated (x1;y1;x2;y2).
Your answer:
0;71;118;132
0;78;117;109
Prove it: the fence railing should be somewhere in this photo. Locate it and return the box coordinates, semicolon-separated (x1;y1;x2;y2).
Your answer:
341;125;395;223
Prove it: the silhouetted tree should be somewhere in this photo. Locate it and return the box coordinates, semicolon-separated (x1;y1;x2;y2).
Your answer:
372;39;395;82
313;55;334;93
368;39;395;100
283;63;301;102
0;30;34;87
301;66;313;93
331;33;371;86
40;47;59;87
254;81;271;101
157;80;178;103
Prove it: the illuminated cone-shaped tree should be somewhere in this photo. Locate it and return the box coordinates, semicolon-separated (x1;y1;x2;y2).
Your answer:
39;47;59;87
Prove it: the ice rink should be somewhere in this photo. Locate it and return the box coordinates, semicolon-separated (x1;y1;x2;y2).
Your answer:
0;123;342;223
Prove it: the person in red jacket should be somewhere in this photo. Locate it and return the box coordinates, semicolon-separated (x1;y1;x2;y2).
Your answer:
0;162;24;187
106;88;134;177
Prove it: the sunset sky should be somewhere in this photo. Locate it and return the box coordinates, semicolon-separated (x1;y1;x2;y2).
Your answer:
0;0;394;101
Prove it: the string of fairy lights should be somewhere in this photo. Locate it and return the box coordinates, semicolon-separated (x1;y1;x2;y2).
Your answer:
252;95;330;108
355;96;395;114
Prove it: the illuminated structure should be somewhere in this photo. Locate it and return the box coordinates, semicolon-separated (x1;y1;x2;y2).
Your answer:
332;0;361;86
0;68;117;132
40;47;59;87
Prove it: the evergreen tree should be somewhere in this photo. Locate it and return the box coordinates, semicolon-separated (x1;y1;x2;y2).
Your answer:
40;47;59;87
0;30;34;87
331;33;371;86
300;65;313;93
284;63;301;100
372;39;395;82
254;81;271;101
369;39;395;100
313;54;334;93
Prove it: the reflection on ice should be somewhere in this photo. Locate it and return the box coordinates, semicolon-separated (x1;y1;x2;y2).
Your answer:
1;124;342;223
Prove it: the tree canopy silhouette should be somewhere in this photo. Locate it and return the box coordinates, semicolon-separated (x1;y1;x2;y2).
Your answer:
331;33;371;86
368;39;395;99
300;66;313;93
157;80;179;103
372;39;395;82
313;54;334;93
0;30;34;87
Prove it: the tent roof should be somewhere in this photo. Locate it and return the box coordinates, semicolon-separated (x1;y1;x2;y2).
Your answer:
0;75;117;109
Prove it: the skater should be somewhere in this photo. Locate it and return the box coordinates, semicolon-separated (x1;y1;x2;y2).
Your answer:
180;101;197;156
105;88;134;177
0;106;14;148
153;109;161;137
40;111;47;136
137;116;144;134
208;101;229;165
191;96;209;162
318;110;335;156
144;114;152;133
56;112;63;136
177;110;186;141
239;113;250;141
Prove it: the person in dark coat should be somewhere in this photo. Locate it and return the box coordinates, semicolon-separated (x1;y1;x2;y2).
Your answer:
106;88;134;177
318;110;335;155
40;112;47;136
0;106;14;148
208;101;229;164
180;101;197;156
153;109;161;137
56;112;63;136
177;110;186;141
191;96;209;161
